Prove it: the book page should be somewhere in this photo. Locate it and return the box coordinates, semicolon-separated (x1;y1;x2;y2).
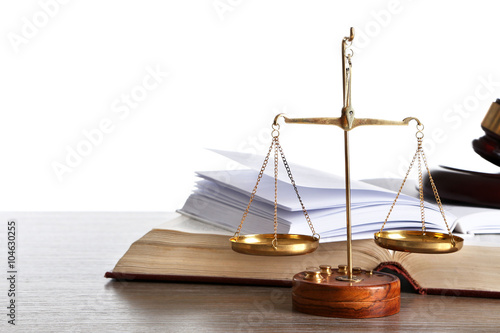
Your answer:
210;148;394;191
397;243;500;292
454;211;500;235
154;214;233;236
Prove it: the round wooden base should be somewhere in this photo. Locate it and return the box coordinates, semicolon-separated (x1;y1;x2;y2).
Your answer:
292;268;400;318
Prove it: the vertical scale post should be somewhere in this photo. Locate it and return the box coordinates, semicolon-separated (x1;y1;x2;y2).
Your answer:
337;27;359;282
288;27;414;317
282;27;416;285
343;131;353;280
344;29;352;281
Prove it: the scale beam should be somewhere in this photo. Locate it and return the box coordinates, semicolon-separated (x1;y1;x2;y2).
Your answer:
276;114;421;131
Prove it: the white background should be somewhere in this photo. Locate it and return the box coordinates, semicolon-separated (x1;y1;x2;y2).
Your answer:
1;0;499;211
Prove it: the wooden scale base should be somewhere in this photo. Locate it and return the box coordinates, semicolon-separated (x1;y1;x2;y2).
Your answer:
292;266;400;318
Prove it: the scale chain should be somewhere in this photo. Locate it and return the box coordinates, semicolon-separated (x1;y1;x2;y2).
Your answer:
233;123;319;247
420;147;456;245
379;124;456;247
272;136;279;249
379;148;419;233
277;143;319;239
417;139;426;233
233;141;274;238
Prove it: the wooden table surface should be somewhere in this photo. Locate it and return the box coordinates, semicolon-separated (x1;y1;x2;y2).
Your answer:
1;212;500;332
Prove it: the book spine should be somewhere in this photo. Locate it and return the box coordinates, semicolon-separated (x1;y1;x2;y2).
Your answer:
424;288;500;299
106;267;500;299
374;262;423;293
105;271;292;287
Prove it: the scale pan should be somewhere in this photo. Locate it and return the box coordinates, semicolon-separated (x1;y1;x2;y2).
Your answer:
230;234;319;256
374;230;463;254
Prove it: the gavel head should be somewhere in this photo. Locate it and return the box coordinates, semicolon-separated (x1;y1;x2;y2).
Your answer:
472;99;500;167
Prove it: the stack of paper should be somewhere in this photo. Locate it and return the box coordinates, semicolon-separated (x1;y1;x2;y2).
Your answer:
178;150;457;242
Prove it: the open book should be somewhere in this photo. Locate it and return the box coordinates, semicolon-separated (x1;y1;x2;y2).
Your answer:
105;215;500;298
178;150;458;242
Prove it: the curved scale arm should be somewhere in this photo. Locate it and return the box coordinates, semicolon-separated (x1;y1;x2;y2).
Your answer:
274;113;343;129
350;116;422;130
273;113;422;131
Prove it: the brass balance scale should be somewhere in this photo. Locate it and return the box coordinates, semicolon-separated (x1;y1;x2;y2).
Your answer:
229;28;463;318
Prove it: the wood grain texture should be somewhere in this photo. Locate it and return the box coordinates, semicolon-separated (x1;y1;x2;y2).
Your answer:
292;270;400;318
1;212;500;332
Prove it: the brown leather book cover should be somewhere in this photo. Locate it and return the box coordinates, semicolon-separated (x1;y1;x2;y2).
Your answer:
374;262;500;299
